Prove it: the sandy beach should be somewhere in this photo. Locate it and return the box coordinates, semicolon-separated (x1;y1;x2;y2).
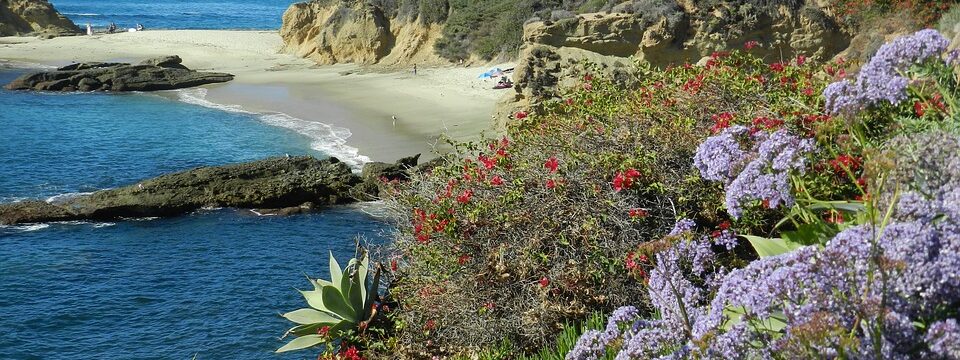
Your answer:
0;30;508;163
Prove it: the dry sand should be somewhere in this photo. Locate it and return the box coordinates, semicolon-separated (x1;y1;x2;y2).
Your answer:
0;30;511;164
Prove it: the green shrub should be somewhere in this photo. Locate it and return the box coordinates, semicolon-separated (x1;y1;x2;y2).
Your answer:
380;46;843;357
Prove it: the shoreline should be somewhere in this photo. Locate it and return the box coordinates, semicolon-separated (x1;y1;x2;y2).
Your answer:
0;30;509;163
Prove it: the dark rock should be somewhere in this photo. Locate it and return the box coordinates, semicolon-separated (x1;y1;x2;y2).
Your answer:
77;77;101;92
353;154;421;200
0;156;361;225
4;56;234;92
138;55;189;70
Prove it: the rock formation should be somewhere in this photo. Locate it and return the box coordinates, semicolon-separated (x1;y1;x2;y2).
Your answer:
498;2;853;125
4;55;234;92
0;155;424;225
0;0;80;36
280;0;443;65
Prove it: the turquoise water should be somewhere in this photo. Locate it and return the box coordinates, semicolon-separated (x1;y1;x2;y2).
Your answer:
0;69;388;359
49;0;297;30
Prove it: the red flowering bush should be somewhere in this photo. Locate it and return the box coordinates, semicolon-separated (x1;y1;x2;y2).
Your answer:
376;48;868;356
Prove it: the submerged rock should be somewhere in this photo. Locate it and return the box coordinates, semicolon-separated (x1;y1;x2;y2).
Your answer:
0;156;360;225
4;55;234;92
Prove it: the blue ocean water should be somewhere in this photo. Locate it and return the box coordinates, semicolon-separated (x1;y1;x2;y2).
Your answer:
49;0;298;30
0;69;389;359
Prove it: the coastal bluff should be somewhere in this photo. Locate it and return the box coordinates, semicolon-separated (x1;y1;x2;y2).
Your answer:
4;55;234;92
0;0;80;37
0;155;422;225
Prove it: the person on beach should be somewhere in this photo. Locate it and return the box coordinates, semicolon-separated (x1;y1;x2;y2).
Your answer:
108;22;117;33
86;23;93;36
136;23;144;31
413;64;417;76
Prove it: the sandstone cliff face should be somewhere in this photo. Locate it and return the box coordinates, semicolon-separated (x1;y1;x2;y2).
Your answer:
0;0;80;36
500;2;853;125
280;0;443;66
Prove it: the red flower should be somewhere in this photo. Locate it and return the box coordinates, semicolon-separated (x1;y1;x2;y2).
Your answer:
628;208;649;218
458;254;471;265
434;219;450;232
829;154;861;174
544;156;559;173
546;179;557;189
803;87;814;96
769;62;786;72
416;233;430;244
565;98;574;106
584;74;593;82
514;111;527;120
425;320;436;330
490;175;504;186
625;252;638;270
915;101;927;117
744;40;759;50
478;154;497;169
795;55;806;66
484;302;495;310
341;346;362;360
456;189;473;204
718;220;731;230
390;259;398;271
318;325;331;337
538;277;550;288
752;116;784;130
583;83;593;91
710;112;734;133
612;168;641;192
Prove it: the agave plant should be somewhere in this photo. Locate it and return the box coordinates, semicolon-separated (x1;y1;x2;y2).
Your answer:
277;250;382;353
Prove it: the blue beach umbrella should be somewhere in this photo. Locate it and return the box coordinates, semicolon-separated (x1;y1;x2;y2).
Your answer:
478;67;504;79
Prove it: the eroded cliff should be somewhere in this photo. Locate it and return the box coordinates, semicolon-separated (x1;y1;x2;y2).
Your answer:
280;0;443;66
0;0;80;37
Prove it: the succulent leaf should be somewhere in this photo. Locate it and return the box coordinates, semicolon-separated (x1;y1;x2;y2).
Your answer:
281;308;343;325
276;335;325;353
321;285;357;321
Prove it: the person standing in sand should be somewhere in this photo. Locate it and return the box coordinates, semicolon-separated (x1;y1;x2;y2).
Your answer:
86;23;93;36
413;64;417;76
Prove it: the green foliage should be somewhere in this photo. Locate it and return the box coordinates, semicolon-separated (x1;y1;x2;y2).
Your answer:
277;251;382;354
520;312;611;360
828;0;958;28
379;46;853;356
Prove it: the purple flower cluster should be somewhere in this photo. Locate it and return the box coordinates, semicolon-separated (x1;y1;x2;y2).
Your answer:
695;128;814;218
668;218;696;236
567;330;605;360
824;29;951;114
570;184;960;358
925;319;960;358
692;126;749;183
711;230;738;250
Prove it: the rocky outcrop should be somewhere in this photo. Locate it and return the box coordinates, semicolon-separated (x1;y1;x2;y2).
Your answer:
0;0;80;36
4;55;234;92
499;2;852;124
352;154;421;200
0;155;425;225
280;0;443;65
0;156;358;225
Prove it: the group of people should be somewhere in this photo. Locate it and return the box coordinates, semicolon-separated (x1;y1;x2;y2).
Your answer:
85;22;145;35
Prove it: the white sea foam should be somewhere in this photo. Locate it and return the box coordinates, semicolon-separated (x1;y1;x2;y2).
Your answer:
248;209;275;217
46;192;95;204
92;222;116;228
175;88;371;171
16;224;50;232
